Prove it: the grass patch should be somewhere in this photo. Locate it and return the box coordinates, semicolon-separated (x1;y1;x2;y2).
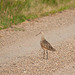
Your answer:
0;0;75;30
13;27;25;31
25;14;38;20
11;15;26;25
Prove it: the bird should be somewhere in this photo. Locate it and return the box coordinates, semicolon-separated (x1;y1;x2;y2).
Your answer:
38;32;56;59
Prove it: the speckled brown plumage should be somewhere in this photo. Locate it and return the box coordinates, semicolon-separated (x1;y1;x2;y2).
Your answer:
40;39;56;51
40;32;56;59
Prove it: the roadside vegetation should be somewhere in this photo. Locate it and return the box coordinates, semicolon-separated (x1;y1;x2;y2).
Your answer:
0;0;75;30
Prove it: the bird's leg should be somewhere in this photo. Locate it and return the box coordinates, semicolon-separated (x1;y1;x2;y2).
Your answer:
46;50;48;59
43;50;45;59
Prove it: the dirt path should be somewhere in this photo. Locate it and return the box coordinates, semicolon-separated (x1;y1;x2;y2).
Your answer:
0;9;75;75
0;24;75;64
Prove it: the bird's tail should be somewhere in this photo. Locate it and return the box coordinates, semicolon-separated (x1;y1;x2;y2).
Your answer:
50;46;56;51
52;47;56;51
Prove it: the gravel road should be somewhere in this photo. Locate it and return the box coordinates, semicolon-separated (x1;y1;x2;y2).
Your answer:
0;8;75;75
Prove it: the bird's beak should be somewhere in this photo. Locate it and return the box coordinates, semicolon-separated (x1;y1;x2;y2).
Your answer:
36;32;41;36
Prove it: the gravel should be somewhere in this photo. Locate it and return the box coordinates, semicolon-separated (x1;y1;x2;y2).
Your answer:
0;8;75;75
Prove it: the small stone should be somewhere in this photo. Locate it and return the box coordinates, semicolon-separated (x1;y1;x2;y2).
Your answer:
24;70;27;73
0;65;2;68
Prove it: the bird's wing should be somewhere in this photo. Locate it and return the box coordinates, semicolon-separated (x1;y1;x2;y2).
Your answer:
41;40;51;49
41;39;56;51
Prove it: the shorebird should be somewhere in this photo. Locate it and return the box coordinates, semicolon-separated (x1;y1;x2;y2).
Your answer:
36;32;56;59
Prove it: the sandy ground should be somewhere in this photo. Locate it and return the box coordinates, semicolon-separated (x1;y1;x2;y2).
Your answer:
0;9;75;75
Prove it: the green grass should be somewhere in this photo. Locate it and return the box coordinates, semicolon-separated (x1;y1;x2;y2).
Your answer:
0;0;75;30
13;27;25;31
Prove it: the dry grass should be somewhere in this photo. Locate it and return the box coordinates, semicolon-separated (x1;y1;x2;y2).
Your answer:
0;0;75;30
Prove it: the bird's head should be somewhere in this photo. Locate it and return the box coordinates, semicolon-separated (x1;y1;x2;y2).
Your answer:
36;31;44;36
36;31;45;40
